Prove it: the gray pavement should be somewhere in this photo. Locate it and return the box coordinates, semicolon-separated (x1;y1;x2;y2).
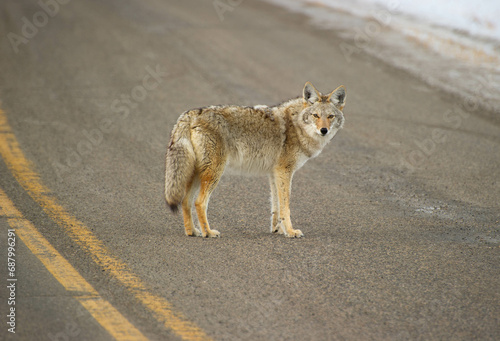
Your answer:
0;0;499;340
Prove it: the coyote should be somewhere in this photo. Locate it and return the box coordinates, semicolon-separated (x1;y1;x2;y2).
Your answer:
165;82;346;238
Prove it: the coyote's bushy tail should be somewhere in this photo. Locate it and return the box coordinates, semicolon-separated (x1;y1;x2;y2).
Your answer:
165;112;196;212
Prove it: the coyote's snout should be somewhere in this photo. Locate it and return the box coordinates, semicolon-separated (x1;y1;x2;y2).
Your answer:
165;82;346;238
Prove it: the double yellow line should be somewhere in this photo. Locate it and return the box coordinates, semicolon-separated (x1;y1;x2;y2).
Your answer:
0;187;147;340
0;108;212;340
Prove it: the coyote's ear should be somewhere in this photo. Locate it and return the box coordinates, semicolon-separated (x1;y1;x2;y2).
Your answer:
328;85;346;110
303;82;321;104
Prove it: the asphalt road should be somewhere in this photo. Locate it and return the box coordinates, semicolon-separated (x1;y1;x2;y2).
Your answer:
1;0;499;340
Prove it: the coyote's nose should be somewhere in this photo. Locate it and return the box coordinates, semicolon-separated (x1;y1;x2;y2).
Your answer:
320;128;328;135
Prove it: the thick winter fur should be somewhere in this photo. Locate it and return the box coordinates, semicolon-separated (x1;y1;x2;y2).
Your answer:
165;82;346;238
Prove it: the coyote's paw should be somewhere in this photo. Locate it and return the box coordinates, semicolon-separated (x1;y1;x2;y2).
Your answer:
284;229;304;238
185;227;202;237
203;229;220;238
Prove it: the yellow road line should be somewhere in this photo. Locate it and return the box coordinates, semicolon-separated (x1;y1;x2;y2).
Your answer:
0;187;147;340
0;108;212;341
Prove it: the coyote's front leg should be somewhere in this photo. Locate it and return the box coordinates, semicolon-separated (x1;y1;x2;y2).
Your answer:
269;174;283;234
273;168;303;238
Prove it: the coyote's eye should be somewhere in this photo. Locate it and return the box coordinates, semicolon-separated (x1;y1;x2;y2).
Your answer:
312;114;319;118
328;114;335;119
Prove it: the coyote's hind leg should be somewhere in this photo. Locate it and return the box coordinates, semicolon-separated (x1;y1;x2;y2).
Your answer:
182;175;202;237
195;169;223;238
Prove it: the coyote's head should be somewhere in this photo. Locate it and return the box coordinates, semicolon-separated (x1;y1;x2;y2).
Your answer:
300;82;346;139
